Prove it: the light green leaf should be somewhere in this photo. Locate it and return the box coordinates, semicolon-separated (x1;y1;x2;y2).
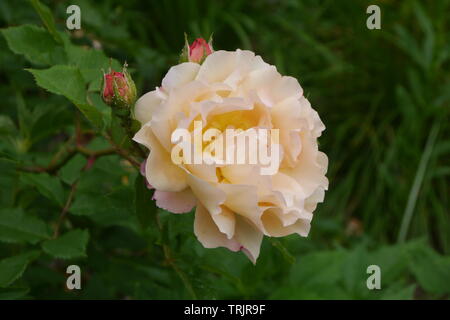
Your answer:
29;0;63;44
27;65;103;128
42;229;89;259
0;208;51;244
27;65;86;103
0;251;40;288
65;43;121;87
1;24;66;65
20;173;65;206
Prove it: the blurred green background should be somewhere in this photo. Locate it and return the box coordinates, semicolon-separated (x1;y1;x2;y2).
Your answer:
0;0;449;299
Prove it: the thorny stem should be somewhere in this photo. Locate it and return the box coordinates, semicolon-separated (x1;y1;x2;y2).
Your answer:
112;108;146;158
51;144;111;238
53;181;78;238
19;146;116;173
103;130;141;168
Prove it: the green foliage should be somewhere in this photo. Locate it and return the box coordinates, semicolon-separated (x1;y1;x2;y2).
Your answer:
29;0;64;44
42;229;89;259
0;208;51;244
27;66;86;103
0;251;40;288
27;66;104;128
20;173;65;206
0;0;448;300
1;25;65;65
406;243;450;296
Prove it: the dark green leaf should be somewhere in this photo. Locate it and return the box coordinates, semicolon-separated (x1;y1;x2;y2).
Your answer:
20;173;65;206
59;154;86;185
407;245;450;296
29;0;63;44
0;251;40;288
269;238;296;265
134;174;157;232
0;208;51;244
42;229;89;259
0;287;30;300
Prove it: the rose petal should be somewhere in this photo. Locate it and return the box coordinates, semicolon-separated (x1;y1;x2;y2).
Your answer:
162;62;200;91
261;208;311;237
133;128;187;192
134;89;166;125
153;188;196;214
211;206;236;239
234;216;264;264
194;203;241;252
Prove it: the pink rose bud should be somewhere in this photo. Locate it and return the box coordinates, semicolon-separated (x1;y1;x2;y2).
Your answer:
101;63;137;109
189;38;213;63
180;35;213;64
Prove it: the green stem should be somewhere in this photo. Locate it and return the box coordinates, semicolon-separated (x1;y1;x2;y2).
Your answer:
112;108;146;158
19;146;116;174
155;210;197;299
397;120;440;243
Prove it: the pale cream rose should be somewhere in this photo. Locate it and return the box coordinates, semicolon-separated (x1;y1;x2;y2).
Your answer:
133;49;328;263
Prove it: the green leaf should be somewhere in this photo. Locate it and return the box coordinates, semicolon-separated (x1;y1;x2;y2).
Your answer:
342;246;368;297
15;89;32;141
370;244;409;285
29;0;63;44
407;245;450;296
20;173;65;206
291;250;347;287
42;229;89;259
29;102;72;144
0;251;40;288
74;103;104;128
0;208;51;244
59;154;86;185
27;65;86;103
269;238;296;265
69;193;97;216
381;283;415;300
1;24;66;65
64;43;121;88
0;115;16;136
27;65;103;128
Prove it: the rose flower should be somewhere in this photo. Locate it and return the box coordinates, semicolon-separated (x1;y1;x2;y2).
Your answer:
133;45;328;263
